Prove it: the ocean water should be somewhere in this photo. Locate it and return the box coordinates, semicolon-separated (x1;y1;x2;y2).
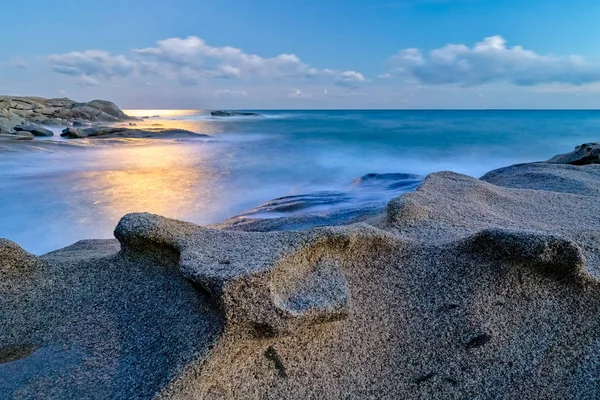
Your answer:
2;109;600;254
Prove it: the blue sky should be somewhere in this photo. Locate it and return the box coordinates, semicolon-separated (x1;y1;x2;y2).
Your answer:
3;0;600;108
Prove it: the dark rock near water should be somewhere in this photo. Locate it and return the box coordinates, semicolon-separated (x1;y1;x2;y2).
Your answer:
0;133;33;141
547;142;600;165
13;124;53;137
211;110;261;117
61;126;210;139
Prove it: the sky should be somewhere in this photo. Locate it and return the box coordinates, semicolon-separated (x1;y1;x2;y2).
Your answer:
3;0;600;109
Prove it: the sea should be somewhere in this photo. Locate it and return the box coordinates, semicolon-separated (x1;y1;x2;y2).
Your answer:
1;109;599;254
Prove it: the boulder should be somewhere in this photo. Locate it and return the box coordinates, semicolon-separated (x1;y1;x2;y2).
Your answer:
0;95;131;126
211;110;261;117
61;126;210;139
85;100;129;120
13;124;54;137
547;142;600;165
0;133;33;141
0;113;24;133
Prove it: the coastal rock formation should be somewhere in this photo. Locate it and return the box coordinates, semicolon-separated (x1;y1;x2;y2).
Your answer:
547;142;600;165
60;127;210;139
14;125;54;137
0;96;130;133
211;110;261;117
5;147;600;399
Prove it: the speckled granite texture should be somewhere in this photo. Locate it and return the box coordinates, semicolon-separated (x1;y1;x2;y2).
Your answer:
3;144;600;399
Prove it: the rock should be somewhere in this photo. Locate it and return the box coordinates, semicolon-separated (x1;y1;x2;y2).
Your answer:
0;134;33;141
14;131;35;139
0;114;24;133
462;227;586;279
547;142;600;165
13;124;54;137
72;121;85;127
60;127;84;138
210;110;261;117
84;100;129;120
116;213;398;335
0;238;40;275
0;95;131;127
462;330;493;349
61;126;210;139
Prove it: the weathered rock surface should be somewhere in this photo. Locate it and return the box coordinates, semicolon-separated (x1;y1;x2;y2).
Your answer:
211;110;261;117
0;96;130;133
0;133;33;141
5;147;600;399
547;142;600;165
61;127;210;139
13;124;54;137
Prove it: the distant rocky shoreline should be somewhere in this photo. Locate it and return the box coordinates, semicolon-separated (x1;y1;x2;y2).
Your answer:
0;96;220;146
3;141;600;398
0;96;130;133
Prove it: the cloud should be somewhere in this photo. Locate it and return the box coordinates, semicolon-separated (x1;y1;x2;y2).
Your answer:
389;36;600;86
48;50;136;83
335;71;366;88
134;36;334;83
9;57;29;69
45;36;367;89
378;73;393;79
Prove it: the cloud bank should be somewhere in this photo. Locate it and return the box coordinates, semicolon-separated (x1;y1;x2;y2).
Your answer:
391;36;600;86
47;36;365;89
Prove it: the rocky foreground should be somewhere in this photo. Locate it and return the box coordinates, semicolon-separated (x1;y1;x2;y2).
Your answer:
3;143;600;399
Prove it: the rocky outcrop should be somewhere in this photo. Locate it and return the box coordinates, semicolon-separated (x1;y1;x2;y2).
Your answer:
14;124;54;137
211;110;261;117
60;127;210;139
547;142;600;165
0;96;130;132
0;133;33;141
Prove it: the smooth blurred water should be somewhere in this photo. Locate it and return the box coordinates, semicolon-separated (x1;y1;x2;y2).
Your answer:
2;109;600;254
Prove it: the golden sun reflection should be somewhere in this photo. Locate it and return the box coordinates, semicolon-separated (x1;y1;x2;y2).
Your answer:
120;109;224;135
122;109;200;118
76;144;218;223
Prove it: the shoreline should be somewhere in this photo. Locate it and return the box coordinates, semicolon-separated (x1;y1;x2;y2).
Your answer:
3;140;600;398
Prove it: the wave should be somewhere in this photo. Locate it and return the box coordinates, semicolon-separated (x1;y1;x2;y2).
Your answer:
217;172;423;231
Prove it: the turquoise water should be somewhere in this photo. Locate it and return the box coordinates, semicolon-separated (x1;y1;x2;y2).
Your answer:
1;110;600;254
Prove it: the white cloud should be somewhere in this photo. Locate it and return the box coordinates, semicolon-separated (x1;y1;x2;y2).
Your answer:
390;36;600;86
46;36;367;89
134;36;336;83
335;71;366;88
378;73;393;79
48;50;135;83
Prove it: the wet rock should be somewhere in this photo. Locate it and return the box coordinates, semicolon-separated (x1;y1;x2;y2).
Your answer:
13;124;53;137
548;142;600;165
61;127;210;139
211;110;261;117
